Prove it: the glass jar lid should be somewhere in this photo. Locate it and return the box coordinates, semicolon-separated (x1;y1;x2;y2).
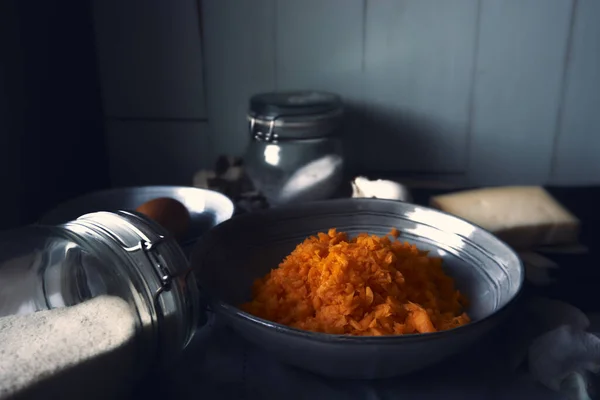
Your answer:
248;91;343;142
249;91;342;119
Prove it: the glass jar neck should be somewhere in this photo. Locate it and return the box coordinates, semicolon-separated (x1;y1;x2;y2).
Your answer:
248;109;343;142
61;211;200;369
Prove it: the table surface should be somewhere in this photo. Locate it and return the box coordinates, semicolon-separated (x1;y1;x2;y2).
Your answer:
136;185;598;400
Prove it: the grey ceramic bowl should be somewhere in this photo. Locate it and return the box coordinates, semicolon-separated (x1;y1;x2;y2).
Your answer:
40;186;234;252
191;198;524;379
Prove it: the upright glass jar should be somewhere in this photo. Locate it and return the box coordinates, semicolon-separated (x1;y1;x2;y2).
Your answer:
244;91;345;206
0;211;201;399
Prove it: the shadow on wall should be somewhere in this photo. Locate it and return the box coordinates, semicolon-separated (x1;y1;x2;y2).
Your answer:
342;102;439;174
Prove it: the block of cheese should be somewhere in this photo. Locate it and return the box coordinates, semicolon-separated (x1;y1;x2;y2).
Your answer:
430;186;580;249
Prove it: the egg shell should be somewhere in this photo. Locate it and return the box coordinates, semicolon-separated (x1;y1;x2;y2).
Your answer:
136;197;191;240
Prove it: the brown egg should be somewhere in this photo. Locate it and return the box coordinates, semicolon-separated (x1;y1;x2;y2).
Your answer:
136;197;191;240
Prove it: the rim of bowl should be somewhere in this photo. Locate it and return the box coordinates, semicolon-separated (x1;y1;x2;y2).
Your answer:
40;185;235;225
197;197;525;343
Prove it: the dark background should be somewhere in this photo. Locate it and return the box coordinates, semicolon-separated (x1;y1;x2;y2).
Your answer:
0;0;110;229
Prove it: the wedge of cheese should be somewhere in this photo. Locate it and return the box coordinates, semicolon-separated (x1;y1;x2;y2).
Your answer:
430;186;580;249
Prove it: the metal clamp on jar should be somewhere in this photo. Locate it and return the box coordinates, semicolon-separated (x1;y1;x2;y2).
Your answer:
244;91;345;206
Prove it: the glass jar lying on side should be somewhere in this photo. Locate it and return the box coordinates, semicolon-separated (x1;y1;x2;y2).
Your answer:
244;91;345;206
0;211;201;399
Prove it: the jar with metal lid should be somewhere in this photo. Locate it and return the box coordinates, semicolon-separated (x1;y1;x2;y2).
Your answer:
244;91;345;206
0;211;201;399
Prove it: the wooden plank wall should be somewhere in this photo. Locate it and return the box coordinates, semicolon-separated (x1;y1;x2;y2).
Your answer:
202;0;277;159
469;0;573;185
93;0;211;185
363;0;478;173
93;0;600;186
553;0;600;185
201;0;600;186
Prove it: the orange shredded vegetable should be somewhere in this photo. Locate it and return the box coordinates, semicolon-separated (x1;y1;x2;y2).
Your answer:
241;229;470;336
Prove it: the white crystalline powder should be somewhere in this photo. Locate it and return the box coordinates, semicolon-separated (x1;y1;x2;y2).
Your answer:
0;295;138;399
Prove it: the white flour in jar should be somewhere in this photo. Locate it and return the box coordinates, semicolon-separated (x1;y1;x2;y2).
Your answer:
0;295;138;400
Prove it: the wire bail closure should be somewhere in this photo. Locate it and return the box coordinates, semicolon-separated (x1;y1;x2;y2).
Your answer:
249;116;278;143
123;236;193;310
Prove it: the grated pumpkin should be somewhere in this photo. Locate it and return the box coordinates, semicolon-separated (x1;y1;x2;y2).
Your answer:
241;228;470;336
